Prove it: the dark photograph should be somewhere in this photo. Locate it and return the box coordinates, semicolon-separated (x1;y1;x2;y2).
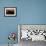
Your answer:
4;7;16;17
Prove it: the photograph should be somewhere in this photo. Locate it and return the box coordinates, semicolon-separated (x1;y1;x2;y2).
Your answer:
18;24;46;46
4;7;16;17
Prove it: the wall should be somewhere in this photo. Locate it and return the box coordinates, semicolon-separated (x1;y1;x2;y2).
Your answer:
0;0;46;44
20;0;46;24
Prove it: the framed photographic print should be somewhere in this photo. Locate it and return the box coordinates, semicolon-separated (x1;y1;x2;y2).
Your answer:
4;7;16;17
